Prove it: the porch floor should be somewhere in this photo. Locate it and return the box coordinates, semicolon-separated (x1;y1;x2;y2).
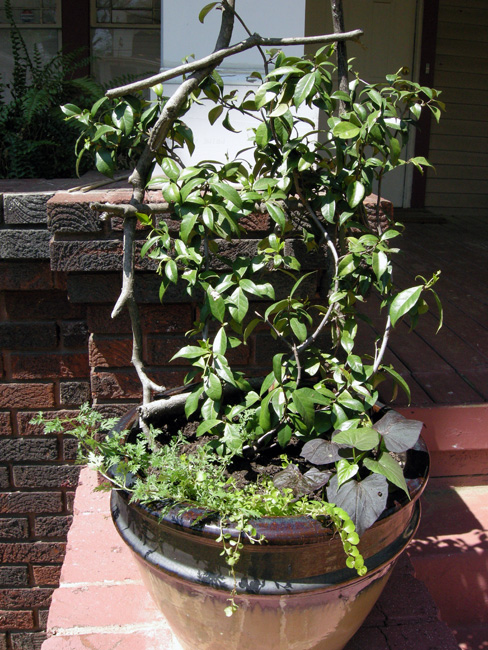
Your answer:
379;211;488;409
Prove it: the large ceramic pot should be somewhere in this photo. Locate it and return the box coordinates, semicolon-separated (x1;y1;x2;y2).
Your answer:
110;410;429;650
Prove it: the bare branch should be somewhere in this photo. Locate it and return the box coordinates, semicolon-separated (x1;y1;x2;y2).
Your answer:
373;315;391;374
106;30;363;98
330;0;349;115
292;173;340;356
90;201;171;216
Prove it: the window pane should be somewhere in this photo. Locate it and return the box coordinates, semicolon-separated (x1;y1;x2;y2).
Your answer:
91;27;160;85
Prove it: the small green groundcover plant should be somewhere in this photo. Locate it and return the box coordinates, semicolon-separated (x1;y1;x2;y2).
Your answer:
36;2;443;617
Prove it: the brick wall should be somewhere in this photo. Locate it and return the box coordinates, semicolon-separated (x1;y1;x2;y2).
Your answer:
0;183;391;649
0;185;93;650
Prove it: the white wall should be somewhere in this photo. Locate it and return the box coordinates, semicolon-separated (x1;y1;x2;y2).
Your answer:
160;0;312;165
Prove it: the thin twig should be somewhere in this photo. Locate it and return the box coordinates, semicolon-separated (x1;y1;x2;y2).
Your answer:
292;173;340;356
106;30;363;99
373;314;391;374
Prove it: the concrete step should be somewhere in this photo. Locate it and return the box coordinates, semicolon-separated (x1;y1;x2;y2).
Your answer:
408;477;488;649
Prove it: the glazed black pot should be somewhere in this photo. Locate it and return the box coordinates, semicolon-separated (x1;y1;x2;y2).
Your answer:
110;409;429;650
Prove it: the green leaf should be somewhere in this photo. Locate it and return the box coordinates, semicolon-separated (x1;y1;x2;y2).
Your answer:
208;105;223;125
61;103;81;118
333;427;380;451
277;424;293;447
228;287;249;324
380;365;411;403
269;103;290;118
161;157;180;181
390;136;401;165
162;183;181;204
290;317;307;343
320;195;336;223
372;251;388;282
337;459;359;487
338;254;356;277
196;418;222;437
95;149;114;178
364;453;409;497
259;392;273;430
206;373;222;400
389;285;423;326
212;182;242;208
185;386;204;418
272;353;285;381
165;259;178;284
294;72;317;107
202;206;214;229
171;345;207;361
207;288;226;323
180;213;198;242
199;2;218;23
265;201;286;230
346;181;365;209
223;112;240;133
255;122;271;148
267;66;302;78
332;121;361;139
291;388;316;430
213;327;228;355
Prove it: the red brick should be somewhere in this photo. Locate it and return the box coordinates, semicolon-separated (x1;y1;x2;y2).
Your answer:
0;633;6;650
0;588;53;610
0;542;66;564
90;369;186;401
10;631;47;650
12;466;80;490
34;516;72;539
89;335;133;368
62;438;78;461
146;335;189;366
10;353;89;380
16;410;78;437
0;413;11;436
38;608;49;627
0;567;29;587
65;492;76;514
0;517;29;539
0;438;58;462
0;468;8;490
0;384;55;409
59;321;89;348
87;303;193;335
32;565;61;587
4;291;84;321
59;382;91;407
0;609;34;630
0;492;63;515
0;323;58;350
0;262;53;291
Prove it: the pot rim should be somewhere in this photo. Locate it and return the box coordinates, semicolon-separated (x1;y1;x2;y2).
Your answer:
109;406;429;544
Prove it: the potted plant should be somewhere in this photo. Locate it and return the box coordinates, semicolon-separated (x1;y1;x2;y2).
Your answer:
36;2;444;648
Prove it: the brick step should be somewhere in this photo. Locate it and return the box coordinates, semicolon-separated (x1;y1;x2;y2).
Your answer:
408;478;488;642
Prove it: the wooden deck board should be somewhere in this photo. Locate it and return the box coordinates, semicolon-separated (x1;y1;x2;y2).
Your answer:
385;213;488;407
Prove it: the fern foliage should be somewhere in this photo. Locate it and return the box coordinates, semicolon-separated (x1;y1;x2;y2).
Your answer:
0;0;101;178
